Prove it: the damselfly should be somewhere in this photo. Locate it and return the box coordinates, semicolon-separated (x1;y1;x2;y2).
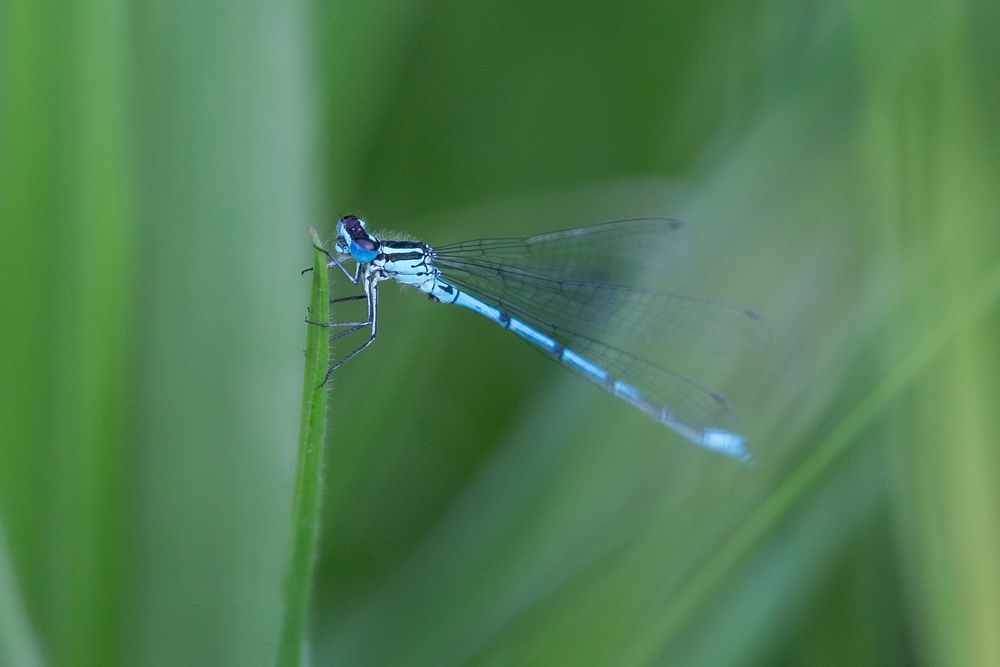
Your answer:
308;215;762;461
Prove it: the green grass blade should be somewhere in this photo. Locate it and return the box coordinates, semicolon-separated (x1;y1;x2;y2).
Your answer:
0;520;44;667
277;228;331;667
619;257;1000;666
0;1;134;663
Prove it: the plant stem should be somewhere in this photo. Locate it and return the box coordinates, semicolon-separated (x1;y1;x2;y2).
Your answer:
277;227;331;667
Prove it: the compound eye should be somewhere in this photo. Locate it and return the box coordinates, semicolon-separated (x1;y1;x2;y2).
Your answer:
339;215;367;239
349;238;379;262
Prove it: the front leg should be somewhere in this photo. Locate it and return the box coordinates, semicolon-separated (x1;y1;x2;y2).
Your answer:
302;244;363;285
328;253;363;284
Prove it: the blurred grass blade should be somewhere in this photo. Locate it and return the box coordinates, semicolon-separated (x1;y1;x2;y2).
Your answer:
277;228;331;666
621;257;1000;666
0;0;134;664
0;519;44;667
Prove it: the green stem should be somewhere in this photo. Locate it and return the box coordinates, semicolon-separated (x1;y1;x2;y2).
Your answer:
277;227;331;667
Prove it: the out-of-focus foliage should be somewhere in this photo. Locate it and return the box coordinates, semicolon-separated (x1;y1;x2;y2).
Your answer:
1;1;998;666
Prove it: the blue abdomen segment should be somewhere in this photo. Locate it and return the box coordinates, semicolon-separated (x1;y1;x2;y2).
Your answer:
448;286;750;461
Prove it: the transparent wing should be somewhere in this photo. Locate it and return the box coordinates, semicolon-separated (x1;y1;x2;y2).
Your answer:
434;219;765;353
435;218;685;285
442;270;739;432
434;219;765;437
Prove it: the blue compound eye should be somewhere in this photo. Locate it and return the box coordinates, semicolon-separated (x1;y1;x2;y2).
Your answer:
349;239;379;263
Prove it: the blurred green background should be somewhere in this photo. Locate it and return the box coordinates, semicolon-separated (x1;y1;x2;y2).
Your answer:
2;1;999;665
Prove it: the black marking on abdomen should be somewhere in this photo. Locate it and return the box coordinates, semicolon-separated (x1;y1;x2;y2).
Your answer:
430;282;458;304
498;312;511;328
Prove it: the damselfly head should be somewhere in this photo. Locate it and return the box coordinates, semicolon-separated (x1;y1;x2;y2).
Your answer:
336;215;381;263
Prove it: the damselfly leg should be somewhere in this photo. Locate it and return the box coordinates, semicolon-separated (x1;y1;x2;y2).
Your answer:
305;273;380;387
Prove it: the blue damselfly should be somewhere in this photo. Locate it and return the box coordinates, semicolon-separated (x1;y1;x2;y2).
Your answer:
308;215;762;461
